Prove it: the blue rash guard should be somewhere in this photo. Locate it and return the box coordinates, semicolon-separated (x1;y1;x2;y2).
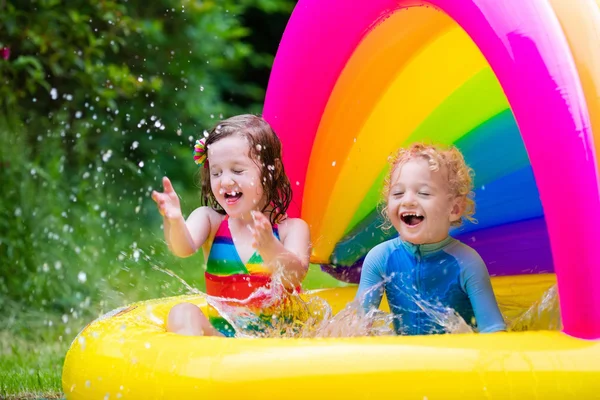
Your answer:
356;236;506;335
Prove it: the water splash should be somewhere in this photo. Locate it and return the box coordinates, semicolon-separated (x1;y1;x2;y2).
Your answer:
507;284;561;332
151;266;478;338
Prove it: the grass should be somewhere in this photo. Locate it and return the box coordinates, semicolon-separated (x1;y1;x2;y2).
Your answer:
0;330;68;399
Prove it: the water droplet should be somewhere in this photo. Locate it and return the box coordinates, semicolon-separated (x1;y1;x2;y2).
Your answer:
78;271;87;283
332;161;336;167
50;88;58;100
102;150;113;162
138;76;144;82
85;380;91;388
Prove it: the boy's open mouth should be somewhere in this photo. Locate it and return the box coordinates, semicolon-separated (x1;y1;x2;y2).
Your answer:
224;191;243;204
401;212;424;227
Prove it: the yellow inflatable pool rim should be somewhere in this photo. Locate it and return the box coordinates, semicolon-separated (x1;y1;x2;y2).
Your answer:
62;274;600;399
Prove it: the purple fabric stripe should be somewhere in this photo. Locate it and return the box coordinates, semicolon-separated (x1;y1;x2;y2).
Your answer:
454;217;554;276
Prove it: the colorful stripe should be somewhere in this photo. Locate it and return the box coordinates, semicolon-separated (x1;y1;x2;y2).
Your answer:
264;0;600;338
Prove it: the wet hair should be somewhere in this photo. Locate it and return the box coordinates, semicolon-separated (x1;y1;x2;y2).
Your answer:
381;142;476;227
197;114;292;225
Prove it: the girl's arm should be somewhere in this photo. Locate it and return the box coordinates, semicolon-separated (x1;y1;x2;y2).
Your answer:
251;211;310;288
151;176;215;258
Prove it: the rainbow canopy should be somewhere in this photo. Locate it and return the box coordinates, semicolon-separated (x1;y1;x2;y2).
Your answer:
263;0;600;340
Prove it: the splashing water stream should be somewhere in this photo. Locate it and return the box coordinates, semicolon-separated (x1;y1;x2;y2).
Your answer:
152;265;561;338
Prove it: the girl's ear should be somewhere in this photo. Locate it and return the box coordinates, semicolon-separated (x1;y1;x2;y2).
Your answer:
449;196;465;223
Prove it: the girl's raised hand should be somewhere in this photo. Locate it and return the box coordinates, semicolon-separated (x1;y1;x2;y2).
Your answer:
250;211;278;253
151;177;183;220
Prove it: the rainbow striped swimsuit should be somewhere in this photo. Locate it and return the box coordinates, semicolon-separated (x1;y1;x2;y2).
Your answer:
204;216;281;337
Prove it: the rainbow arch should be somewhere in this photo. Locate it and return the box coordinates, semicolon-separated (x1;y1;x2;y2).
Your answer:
263;0;600;339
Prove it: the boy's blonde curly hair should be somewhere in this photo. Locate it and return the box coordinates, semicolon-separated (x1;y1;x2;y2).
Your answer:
382;142;476;227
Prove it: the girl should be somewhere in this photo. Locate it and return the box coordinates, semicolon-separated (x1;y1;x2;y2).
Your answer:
355;142;506;335
151;114;310;337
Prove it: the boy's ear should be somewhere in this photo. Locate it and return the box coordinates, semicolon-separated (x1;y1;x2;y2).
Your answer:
449;196;465;222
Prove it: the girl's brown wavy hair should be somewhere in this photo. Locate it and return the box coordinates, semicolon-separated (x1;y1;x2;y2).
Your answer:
197;114;292;225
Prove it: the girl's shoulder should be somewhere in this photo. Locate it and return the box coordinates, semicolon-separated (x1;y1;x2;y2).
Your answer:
275;216;309;240
187;206;226;237
189;205;225;223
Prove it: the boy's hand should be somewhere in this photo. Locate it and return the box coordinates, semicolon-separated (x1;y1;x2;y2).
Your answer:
151;177;183;220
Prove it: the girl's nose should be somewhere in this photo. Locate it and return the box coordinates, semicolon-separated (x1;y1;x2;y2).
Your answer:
222;173;236;187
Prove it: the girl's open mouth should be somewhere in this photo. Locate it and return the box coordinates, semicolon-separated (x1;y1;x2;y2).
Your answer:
225;191;243;204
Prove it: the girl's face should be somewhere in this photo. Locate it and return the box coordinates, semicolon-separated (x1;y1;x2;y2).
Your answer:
386;158;463;245
207;135;266;220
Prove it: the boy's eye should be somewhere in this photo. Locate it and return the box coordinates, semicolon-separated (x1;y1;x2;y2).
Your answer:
418;192;430;196
392;192;404;197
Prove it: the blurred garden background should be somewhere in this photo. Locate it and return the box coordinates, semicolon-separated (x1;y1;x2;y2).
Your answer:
0;1;345;397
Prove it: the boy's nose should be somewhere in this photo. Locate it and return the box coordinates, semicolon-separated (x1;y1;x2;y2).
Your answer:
402;193;417;206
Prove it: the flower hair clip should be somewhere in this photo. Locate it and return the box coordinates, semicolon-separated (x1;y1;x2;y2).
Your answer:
193;137;208;167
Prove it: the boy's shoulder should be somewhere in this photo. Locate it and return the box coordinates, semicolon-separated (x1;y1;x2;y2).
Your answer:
366;237;401;259
445;237;486;268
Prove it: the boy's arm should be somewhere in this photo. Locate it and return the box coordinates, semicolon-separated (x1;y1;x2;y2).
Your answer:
355;245;388;312
461;253;507;333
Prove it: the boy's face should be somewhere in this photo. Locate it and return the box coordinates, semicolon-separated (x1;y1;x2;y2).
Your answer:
387;158;463;245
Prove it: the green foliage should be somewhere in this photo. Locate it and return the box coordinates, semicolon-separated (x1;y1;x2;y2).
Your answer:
0;0;298;315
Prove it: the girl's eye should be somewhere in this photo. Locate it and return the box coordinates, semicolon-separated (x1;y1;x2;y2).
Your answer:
392;192;404;197
211;171;221;177
419;192;430;196
233;170;244;175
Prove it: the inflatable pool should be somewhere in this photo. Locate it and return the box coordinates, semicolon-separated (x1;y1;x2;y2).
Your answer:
63;0;600;398
62;274;600;399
